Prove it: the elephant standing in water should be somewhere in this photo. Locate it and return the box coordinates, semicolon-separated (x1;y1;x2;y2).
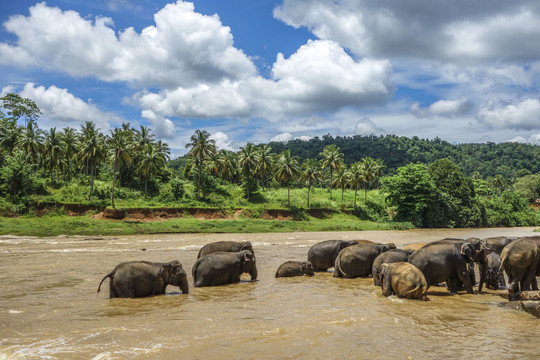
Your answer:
307;240;359;272
408;240;482;294
192;250;257;287
333;243;393;278
372;249;414;286
485;252;506;290
379;262;428;300
197;241;254;259
275;261;315;278
97;260;189;298
500;238;539;294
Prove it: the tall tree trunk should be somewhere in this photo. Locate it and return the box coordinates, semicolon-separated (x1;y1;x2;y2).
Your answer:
197;161;201;201
111;153;118;209
88;163;95;201
288;184;291;207
354;187;358;209
307;183;311;208
329;169;333;200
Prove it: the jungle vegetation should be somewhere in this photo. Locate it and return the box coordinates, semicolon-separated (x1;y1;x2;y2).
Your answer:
1;93;539;230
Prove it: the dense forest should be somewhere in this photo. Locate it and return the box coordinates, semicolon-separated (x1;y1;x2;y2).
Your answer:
266;134;540;178
1;93;540;229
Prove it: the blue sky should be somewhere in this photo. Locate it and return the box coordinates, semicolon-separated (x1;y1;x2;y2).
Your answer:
1;0;540;157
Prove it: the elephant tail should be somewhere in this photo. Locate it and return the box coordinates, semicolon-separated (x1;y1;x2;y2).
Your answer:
97;270;115;293
402;284;426;300
334;255;347;278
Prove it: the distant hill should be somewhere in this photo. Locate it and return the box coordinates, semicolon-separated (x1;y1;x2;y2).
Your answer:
266;134;540;178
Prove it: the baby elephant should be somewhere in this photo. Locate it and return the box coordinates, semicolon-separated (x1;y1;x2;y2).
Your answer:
275;261;315;278
97;260;189;298
192;250;257;287
379;262;428;300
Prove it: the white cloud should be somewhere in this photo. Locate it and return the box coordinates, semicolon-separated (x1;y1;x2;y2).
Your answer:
354;117;384;135
411;98;473;118
210;131;235;151
140;110;175;139
1;1;256;88
18;83;119;131
477;99;540;130
270;132;293;142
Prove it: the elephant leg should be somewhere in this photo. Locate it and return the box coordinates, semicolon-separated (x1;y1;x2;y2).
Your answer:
109;281;119;298
457;265;474;294
532;277;538;291
497;268;507;289
447;277;460;293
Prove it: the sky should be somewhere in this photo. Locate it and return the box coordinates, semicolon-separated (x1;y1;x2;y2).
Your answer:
1;0;540;157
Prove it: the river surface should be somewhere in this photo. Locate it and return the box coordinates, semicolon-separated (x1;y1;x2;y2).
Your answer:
1;228;539;359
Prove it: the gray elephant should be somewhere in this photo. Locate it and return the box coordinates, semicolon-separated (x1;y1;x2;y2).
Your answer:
192;250;257;287
379;262;428;300
408;239;483;294
485;252;506;290
484;236;516;254
97;260;189;298
275;261;315;278
307;240;358;272
197;241;254;259
333;243;392;279
500;238;539;294
372;249;414;286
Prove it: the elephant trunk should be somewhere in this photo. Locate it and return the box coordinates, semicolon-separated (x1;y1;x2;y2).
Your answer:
179;276;189;294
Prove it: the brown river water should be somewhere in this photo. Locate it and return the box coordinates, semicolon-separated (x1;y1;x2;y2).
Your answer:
1;228;539;360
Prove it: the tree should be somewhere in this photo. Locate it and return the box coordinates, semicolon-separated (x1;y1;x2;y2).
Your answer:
320;144;344;200
0;150;36;196
137;143;166;198
238;142;258;199
255;144;274;191
360;157;383;204
186;130;216;201
16;119;43;165
43;127;64;183
107;127;133;208
382;163;437;227
300;158;323;207
333;166;349;201
513;174;540;203
78;121;105;200
0;93;41;126
347;162;366;209
274;150;300;207
60;127;78;181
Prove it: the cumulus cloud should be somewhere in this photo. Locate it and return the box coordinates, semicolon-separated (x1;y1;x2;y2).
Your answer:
270;132;293;142
18;83;119;131
411;98;473;118
274;0;540;62
354;117;384;135
210;131;235;151
477;99;540;130
0;1;256;88
140;110;175;139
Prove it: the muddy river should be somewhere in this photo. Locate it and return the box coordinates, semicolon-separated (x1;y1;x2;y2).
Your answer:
1;228;539;359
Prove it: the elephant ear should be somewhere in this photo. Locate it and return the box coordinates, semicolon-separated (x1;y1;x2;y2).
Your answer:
460;243;476;262
379;263;389;284
160;263;173;281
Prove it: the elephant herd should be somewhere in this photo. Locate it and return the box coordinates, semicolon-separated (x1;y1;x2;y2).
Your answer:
97;236;540;301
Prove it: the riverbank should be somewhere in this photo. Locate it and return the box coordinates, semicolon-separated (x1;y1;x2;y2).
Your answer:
0;209;411;237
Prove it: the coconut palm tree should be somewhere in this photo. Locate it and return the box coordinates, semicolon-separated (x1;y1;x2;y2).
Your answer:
16;119;43;165
274;150;300;207
60;127;78;181
360;157;378;204
43;127;64;183
255;144;274;191
78;121;105;200
320;144;343;200
186;130;216;201
0;118;22;156
347;162;366;209
300;158;323;207
108;127;133;209
238;142;258;199
137;143;166;198
333;165;350;201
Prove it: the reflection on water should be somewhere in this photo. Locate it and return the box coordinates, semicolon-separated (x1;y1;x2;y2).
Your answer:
1;228;539;359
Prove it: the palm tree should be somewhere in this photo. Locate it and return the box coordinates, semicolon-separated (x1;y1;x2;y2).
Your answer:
137;143;166;198
60;127;78;181
300;158;323;207
274;150;300;207
78;121;105;200
255;144;274;191
347;162;366;209
360;157;381;204
16;119;43;165
186;130;216;201
333;166;350;201
0;118;22;156
134;125;155;150
238;142;259;199
107;127;133;209
43;127;64;183
320;144;343;200
215;150;239;183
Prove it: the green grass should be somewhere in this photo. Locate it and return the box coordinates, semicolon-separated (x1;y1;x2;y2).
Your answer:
0;212;411;238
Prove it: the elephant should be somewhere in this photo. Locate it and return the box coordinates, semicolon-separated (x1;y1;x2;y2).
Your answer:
192;250;257;287
500;238;539;294
379;262;428;300
485;252;506;290
408;239;483;294
275;261;315;278
97;260;189;298
307;240;359;272
197;241;254;259
484;236;516;254
372;249;414;286
333;243;393;279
